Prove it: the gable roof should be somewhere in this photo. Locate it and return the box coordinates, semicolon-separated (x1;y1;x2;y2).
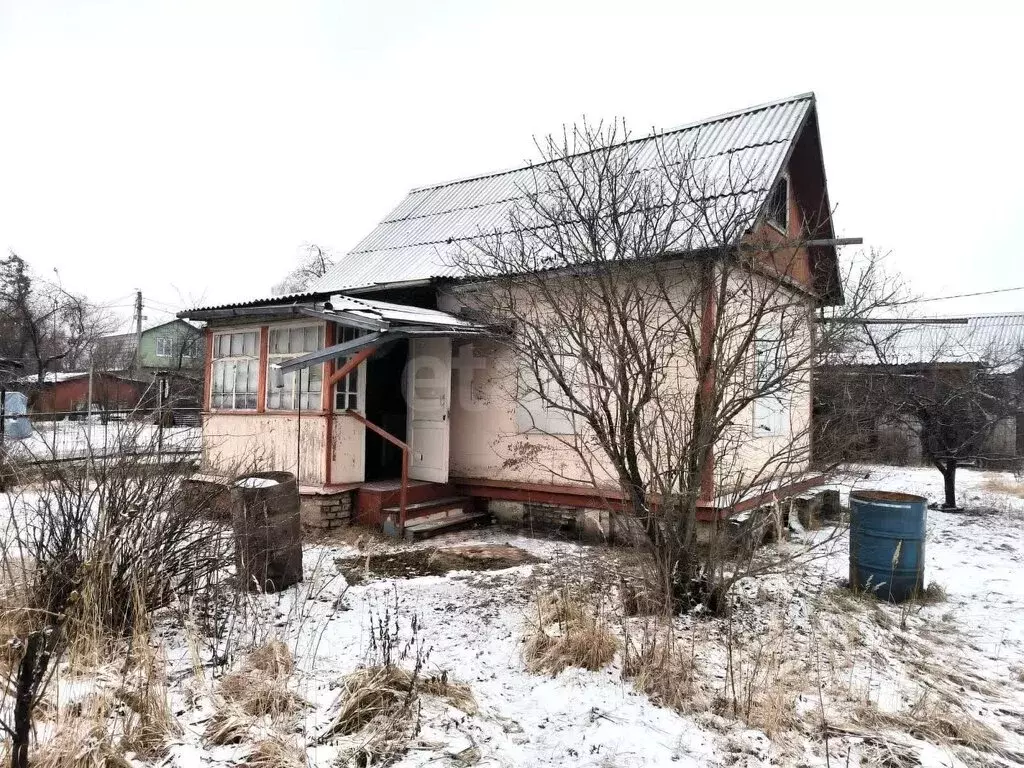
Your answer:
313;93;820;294
99;318;200;341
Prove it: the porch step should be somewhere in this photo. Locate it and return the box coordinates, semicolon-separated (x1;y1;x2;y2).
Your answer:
382;495;473;521
402;511;491;541
355;479;458;526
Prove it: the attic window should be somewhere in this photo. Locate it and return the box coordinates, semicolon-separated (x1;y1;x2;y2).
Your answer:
766;175;789;233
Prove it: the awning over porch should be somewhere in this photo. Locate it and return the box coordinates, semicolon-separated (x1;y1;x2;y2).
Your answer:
181;292;491;375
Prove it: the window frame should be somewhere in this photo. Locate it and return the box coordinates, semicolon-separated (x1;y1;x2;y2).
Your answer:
751;331;788;437
210;327;261;412
332;325;367;414
181;337;198;359
265;322;326;412
515;353;580;436
765;172;790;235
154;336;172;358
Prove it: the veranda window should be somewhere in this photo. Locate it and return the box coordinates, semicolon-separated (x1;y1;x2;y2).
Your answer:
333;325;364;411
211;330;259;410
267;324;325;411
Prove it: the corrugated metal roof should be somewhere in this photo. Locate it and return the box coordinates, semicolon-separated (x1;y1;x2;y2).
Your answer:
327;294;482;329
845;313;1024;369
314;93;816;293
180;290;329;317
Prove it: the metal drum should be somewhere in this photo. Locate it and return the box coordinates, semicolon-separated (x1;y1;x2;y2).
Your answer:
849;490;927;602
231;471;303;592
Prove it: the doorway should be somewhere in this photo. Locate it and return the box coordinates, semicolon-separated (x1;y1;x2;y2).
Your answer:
363;340;409;481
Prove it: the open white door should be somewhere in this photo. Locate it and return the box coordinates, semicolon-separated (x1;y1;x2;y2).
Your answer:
406;337;451;483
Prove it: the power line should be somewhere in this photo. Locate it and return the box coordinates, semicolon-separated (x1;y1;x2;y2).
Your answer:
898;285;1024;305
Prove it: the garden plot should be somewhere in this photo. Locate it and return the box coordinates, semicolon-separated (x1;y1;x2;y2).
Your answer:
2;464;1024;767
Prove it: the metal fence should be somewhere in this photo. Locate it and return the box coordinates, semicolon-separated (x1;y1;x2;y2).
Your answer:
0;406;203;472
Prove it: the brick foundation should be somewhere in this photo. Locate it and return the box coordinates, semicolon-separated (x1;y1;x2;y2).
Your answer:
488;499;617;543
300;490;355;530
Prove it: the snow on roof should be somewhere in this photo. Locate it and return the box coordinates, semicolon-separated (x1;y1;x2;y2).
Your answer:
13;371;90;384
327;294;480;329
312;93;816;293
842;313;1024;369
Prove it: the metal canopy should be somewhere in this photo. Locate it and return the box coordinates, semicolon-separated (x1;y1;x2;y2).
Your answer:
274;325;488;374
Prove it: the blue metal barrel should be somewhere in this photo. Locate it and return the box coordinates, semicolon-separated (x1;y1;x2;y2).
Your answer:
849;490;927;602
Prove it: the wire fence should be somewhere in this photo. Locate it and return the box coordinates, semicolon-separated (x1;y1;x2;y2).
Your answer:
0;407;203;467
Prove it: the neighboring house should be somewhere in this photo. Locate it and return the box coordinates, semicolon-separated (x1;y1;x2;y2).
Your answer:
814;313;1024;468
181;93;842;535
11;371;148;416
94;319;203;374
93;319;204;409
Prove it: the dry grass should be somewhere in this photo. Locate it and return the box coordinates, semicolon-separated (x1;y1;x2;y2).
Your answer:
31;722;132;768
246;734;307;768
326;664;475;738
327;665;414;737
715;620;806;738
203;705;251;746
216;641;303;719
323;663;475;768
913;581;947;604
244;638;294;677
524;589;617;675
981;474;1024;499
421;671;478;714
325;663;475;767
853;696;1002;755
219;671;304;718
622;622;701;712
116;680;181;759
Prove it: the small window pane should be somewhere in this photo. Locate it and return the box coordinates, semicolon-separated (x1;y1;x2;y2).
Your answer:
243;331;257;356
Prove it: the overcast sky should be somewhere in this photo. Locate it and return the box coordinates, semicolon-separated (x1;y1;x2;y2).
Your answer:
1;1;1021;329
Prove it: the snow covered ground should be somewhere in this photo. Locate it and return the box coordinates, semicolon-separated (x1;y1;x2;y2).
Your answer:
2;419;199;460
4;463;1024;766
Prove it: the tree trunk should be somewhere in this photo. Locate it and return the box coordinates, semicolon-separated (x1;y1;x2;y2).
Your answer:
11;632;44;768
941;458;958;509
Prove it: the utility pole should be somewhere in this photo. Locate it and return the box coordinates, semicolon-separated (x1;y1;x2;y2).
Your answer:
134;290;143;378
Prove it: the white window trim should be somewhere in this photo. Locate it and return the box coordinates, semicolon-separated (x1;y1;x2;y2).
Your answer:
751;330;789;437
332;324;368;414
210;327;261;412
155;337;172;358
266;322;325;412
766;172;790;235
332;358;367;414
515;355;579;436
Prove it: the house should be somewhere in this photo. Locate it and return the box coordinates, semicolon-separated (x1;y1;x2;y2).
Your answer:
94;319;203;373
181;92;843;536
11;371;149;417
93;318;204;409
814;313;1024;468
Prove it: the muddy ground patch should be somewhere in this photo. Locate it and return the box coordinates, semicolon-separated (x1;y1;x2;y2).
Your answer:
336;545;541;582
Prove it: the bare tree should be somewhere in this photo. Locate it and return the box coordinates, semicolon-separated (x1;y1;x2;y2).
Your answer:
0;252;114;381
271;244;335;296
819;319;1023;509
448;120;886;611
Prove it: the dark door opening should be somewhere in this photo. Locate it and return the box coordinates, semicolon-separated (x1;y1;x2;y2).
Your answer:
364;340;409;481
